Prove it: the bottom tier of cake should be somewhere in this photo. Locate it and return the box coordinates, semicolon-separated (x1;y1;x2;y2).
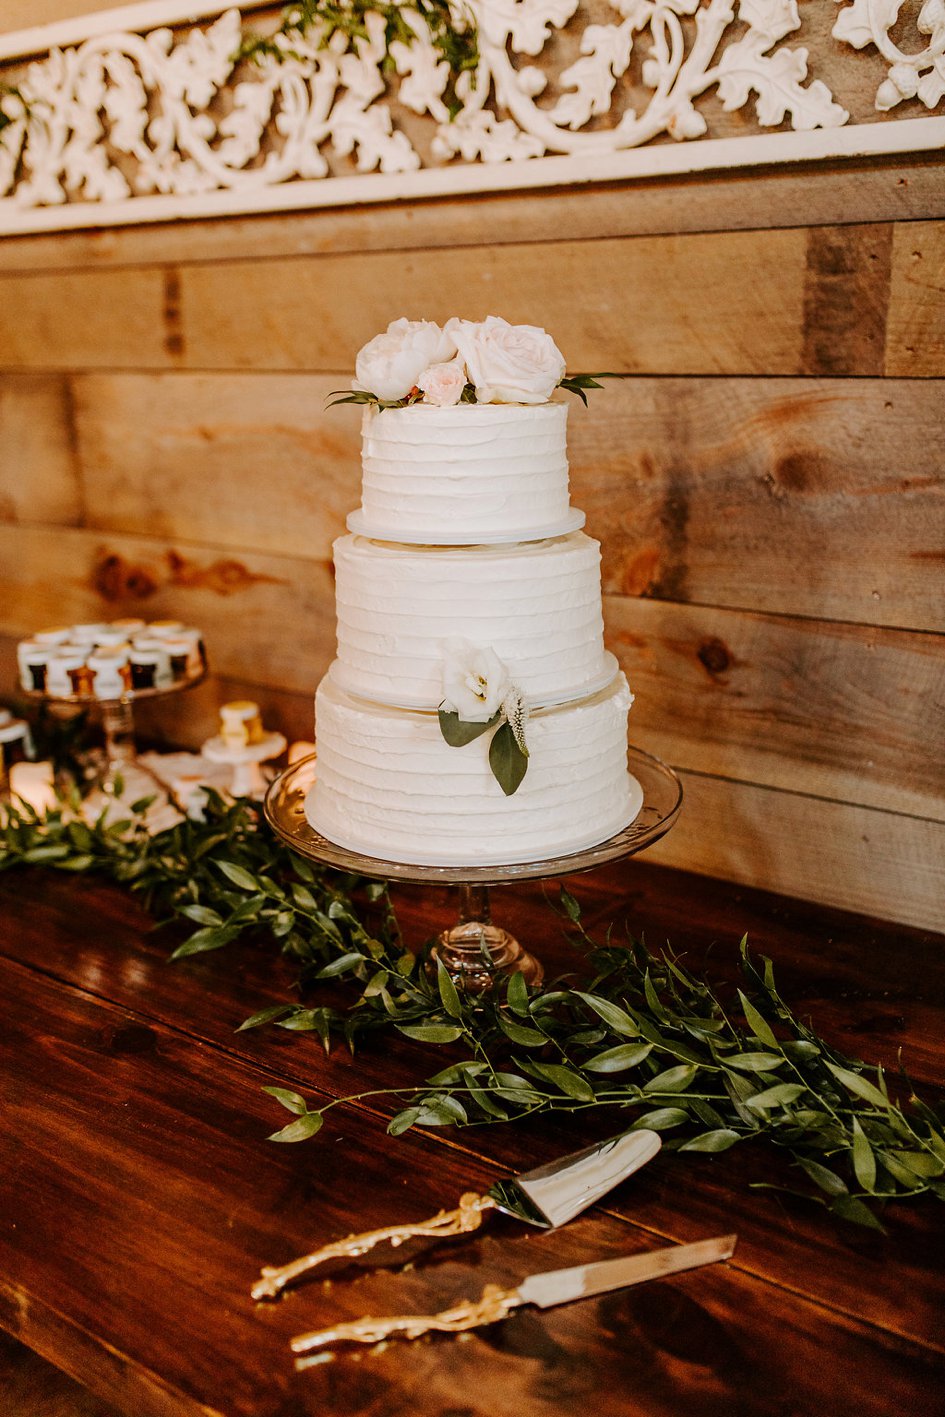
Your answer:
307;671;640;866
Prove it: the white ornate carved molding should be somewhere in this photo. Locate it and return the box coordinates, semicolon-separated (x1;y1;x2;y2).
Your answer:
0;0;942;235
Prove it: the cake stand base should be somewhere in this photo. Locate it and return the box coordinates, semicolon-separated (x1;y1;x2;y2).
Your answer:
429;884;542;993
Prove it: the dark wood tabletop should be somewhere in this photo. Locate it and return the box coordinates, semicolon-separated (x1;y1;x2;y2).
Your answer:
0;858;943;1417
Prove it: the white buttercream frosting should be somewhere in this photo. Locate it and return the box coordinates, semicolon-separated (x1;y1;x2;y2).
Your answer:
355;401;571;541
307;672;638;866
331;531;609;708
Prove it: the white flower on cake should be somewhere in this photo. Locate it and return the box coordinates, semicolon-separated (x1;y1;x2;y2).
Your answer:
439;637;530;796
418;358;467;408
441;636;510;722
353;318;456;402
448;316;567;405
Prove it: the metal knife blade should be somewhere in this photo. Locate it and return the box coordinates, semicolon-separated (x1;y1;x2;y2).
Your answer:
488;1128;661;1228
517;1233;738;1310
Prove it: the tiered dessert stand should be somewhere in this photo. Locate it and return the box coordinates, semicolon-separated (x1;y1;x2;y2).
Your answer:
264;747;682;992
23;665;206;795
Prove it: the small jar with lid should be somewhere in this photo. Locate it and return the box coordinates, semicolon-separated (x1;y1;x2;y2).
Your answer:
220;700;264;748
87;645;132;698
0;716;34;772
17;640;55;692
129;642;172;690
47;648;89;696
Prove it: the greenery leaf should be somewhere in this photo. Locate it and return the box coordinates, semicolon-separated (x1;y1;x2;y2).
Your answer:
583;1042;654;1073
498;1015;547;1047
679;1129;741;1153
573;992;639;1037
488;720;528;796
396;1023;465;1043
268;1112;324;1143
216;861;261;892
437;708;499;747
436;959;464;1019
262;1086;309;1115
724;1051;784;1072
826;1062;892;1111
388;1108;420;1137
630;1108;689;1132
506;969;530;1017
643;1064;697;1094
529;1062;595;1102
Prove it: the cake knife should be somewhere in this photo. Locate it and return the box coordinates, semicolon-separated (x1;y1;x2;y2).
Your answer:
292;1232;737;1355
252;1128;661;1301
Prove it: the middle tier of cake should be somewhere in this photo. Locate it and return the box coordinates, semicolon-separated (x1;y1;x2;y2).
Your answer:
331;530;614;709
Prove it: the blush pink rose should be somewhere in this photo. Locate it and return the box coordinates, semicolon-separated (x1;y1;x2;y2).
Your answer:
418;359;467;407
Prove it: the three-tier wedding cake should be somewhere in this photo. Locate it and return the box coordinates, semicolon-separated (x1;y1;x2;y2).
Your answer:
306;317;641;866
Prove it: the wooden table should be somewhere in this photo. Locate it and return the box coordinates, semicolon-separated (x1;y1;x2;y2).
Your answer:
0;859;943;1417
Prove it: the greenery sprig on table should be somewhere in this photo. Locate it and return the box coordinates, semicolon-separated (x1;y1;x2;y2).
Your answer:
1;788;943;1233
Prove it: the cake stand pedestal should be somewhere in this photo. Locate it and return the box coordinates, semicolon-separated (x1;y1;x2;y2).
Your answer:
23;668;206;795
263;746;682;993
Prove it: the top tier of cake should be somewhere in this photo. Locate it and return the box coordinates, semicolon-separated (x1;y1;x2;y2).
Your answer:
347;401;581;545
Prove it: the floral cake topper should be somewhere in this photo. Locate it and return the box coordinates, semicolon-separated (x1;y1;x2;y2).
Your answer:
437;637;529;796
331;316;606;410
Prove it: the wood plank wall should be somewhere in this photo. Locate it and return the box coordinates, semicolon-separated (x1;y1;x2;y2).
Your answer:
0;14;942;931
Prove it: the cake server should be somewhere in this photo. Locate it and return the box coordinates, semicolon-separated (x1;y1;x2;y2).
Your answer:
252;1128;661;1301
292;1232;737;1355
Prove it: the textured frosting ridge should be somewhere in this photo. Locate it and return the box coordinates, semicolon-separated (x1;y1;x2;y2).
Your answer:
356;401;571;538
309;674;637;866
332;531;608;707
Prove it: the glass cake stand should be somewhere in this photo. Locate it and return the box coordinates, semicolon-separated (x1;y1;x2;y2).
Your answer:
23;666;206;794
264;746;682;993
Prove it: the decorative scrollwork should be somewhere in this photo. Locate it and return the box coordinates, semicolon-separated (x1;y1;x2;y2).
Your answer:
0;0;855;219
0;0;940;230
833;0;945;112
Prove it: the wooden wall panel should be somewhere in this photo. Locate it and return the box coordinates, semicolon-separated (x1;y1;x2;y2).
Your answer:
0;373;80;525
886;222;945;377
607;597;945;821
59;370;945;630
645;772;945;934
572;376;945;632
177;228;810;376
72;373;360;562
0;268;171;369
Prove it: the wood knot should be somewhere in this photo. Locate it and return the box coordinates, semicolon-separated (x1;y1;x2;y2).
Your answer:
93;552;158;601
697;637;731;678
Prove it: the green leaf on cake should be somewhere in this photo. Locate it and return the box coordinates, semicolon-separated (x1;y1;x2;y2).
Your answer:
557;373;616;406
438;707;500;747
489;721;529;796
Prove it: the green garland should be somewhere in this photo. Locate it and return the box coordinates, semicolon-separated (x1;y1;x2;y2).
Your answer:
1;789;943;1233
237;0;479;117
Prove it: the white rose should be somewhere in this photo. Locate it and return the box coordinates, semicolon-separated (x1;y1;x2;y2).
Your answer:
418;358;467;407
448;316;566;405
354;319;457;402
441;637;511;722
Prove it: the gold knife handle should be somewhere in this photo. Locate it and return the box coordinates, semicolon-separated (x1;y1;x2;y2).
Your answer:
291;1282;523;1355
252;1192;497;1301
